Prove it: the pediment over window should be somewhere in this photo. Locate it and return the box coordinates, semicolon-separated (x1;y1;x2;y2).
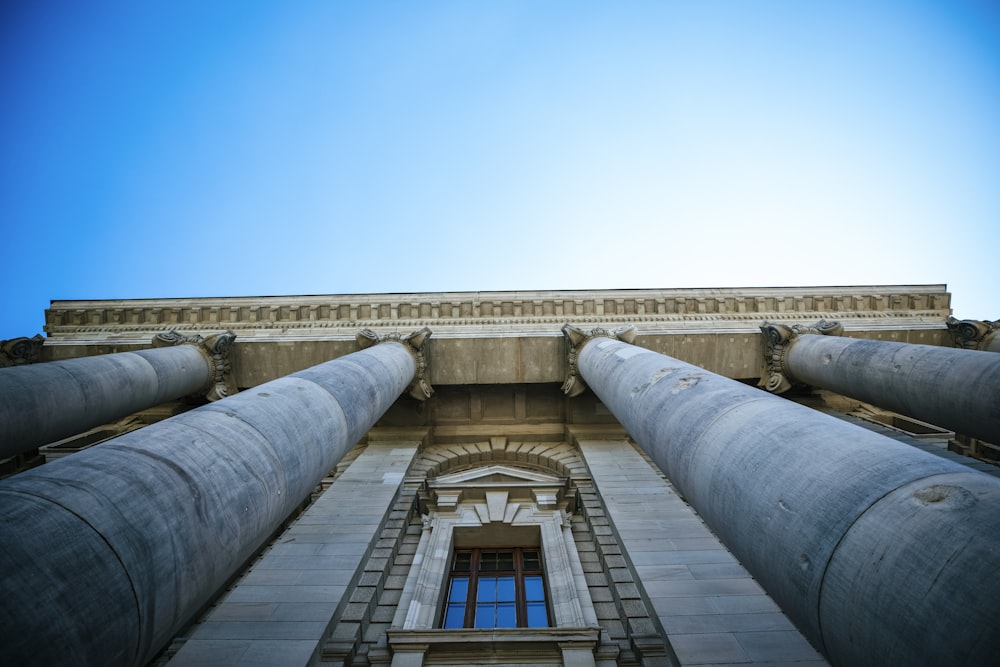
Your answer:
431;464;564;487
423;465;569;512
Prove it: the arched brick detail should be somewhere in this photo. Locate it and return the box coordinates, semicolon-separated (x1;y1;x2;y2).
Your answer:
412;440;587;480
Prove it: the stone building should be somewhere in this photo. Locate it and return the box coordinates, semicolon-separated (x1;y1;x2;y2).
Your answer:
1;285;998;667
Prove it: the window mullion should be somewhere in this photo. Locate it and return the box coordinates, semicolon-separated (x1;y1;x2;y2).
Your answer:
515;547;526;627
465;548;479;628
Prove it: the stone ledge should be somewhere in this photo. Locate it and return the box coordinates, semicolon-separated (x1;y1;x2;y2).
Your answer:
386;627;601;662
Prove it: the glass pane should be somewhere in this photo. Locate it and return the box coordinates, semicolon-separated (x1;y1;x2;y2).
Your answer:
524;575;545;601
497;576;515;602
475;604;495;628
480;551;497;571
453;551;472;572
448;576;468;603
496;602;516;628
478;576;496;602
523;550;541;570
497;551;514;571
527;601;548;627
443;604;466;628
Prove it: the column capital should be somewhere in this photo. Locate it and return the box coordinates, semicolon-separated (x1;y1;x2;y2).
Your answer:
561;324;637;397
152;330;237;401
946;316;999;350
0;334;44;367
759;319;843;393
356;327;434;400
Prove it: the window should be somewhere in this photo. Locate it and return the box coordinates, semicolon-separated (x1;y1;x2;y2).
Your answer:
441;547;549;629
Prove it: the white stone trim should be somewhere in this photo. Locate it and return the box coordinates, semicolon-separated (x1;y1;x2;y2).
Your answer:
393;500;592;630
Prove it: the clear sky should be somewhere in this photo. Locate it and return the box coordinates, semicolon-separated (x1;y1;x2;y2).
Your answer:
1;1;998;340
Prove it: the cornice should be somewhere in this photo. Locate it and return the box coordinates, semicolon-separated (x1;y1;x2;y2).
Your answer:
42;286;951;343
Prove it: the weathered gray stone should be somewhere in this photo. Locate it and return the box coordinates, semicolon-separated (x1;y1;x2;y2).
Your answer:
0;340;417;667
779;332;1000;443
0;343;212;456
572;333;1000;667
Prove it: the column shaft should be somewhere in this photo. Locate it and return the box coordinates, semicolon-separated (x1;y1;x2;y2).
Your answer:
0;341;416;667
0;344;213;457
169;441;421;666
785;335;1000;443
575;335;1000;667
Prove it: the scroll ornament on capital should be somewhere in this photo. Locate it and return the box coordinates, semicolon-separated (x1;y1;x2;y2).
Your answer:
356;327;434;401
561;323;638;397
758;319;843;394
0;334;44;367
152;330;238;401
946;316;1000;350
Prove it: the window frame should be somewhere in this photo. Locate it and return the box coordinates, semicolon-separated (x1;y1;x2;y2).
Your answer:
441;546;550;629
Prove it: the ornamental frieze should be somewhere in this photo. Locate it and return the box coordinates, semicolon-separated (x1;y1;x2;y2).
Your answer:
43;287;951;338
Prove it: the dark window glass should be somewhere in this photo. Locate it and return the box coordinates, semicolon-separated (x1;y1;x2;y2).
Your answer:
440;547;550;629
453;551;472;572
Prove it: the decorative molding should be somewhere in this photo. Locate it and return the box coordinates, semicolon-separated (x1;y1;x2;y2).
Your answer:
42;286;952;340
946;316;1000;350
386;628;601;665
356;327;433;401
0;334;44;367
151;330;237;401
561;324;638;397
758;320;844;394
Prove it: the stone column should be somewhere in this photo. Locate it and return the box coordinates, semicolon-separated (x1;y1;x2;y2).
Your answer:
563;324;1000;667
947;316;1000;352
168;438;424;667
760;321;1000;443
0;328;431;667
0;331;236;458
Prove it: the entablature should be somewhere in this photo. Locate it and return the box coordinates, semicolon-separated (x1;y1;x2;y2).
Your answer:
35;286;954;386
43;285;950;343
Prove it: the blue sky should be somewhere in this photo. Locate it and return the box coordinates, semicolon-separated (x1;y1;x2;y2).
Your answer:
1;1;998;340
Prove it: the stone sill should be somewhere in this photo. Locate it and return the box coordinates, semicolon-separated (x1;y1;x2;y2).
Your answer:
387;627;601;661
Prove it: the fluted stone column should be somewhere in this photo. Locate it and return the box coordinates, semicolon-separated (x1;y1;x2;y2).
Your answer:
563;324;1000;667
0;328;431;667
760;321;1000;443
0;331;236;458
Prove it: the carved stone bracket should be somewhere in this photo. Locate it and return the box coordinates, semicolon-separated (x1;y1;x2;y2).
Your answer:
758;319;843;394
356;327;433;401
152;330;237;401
0;334;44;367
561;323;638;397
946;316;1000;350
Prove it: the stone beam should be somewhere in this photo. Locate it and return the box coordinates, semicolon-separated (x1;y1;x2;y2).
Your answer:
760;321;1000;443
0;331;427;667
563;325;1000;667
0;331;235;458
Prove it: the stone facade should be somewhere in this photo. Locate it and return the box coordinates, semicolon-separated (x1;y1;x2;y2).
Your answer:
1;285;997;667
